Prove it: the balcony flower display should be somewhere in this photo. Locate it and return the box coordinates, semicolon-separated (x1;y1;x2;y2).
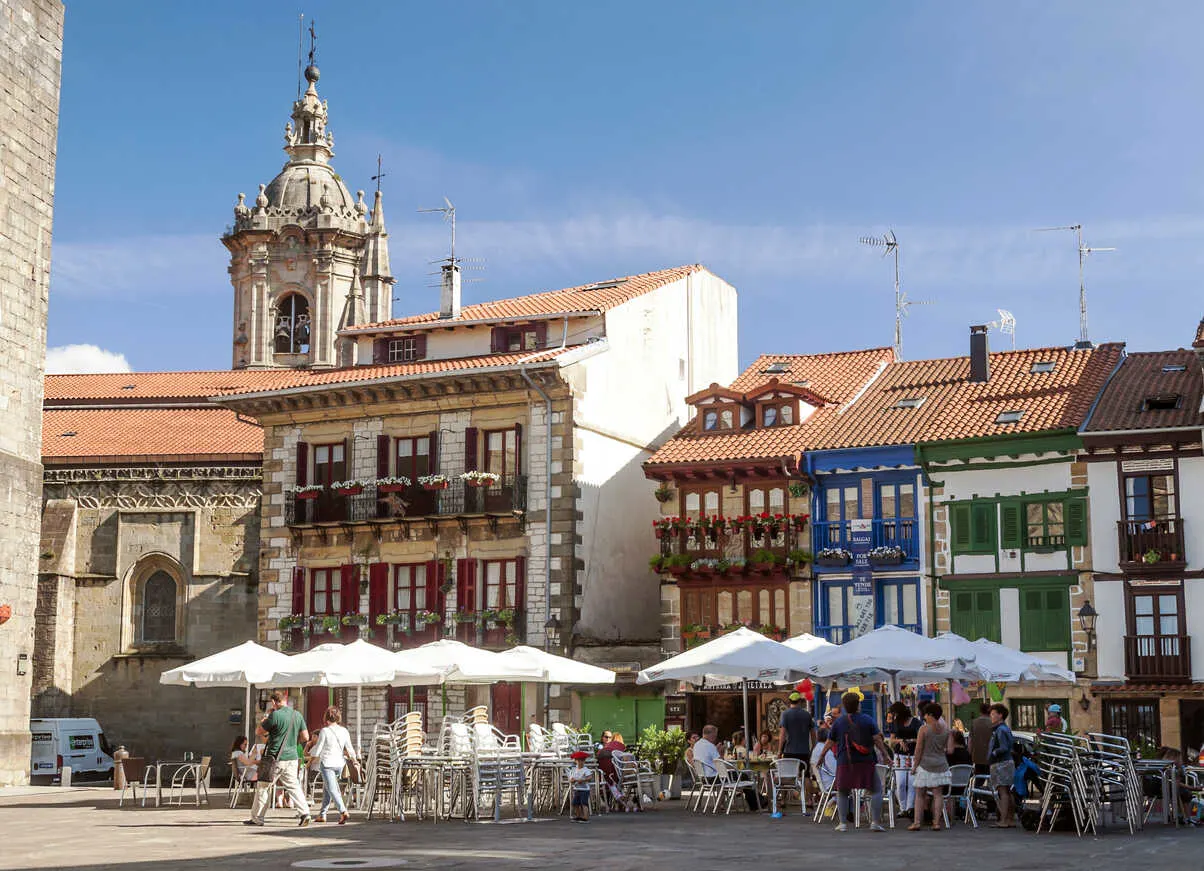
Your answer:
665;553;692;577
649;554;667;574
715;558;732;576
787;549;813;570
375;475;411;493
868;545;905;567
374;610;411;629
419;473;450;491
690;557;719;576
415;609;442;626
340;612;369;628
653;516;691;539
454;610;477;624
682;623;712;646
816;547;853;567
278;614;307;633
1143;548;1164;565
758;624;786;641
309;614;341;635
728;557;747;575
331;479;369;496
289;484;325;500
749;548;782;573
461;470;500;488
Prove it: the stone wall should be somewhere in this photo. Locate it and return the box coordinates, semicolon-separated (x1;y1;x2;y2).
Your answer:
0;0;63;786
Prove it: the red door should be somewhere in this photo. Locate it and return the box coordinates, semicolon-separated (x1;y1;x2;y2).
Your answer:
306;689;331;734
491;682;521;735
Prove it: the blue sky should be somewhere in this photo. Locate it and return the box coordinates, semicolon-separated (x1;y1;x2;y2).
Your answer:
46;1;1204;373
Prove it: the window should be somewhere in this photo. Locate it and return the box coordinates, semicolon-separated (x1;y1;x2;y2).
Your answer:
1132;592;1181;640
891;397;925;409
820;581;856;644
1030;361;1056;374
1102;699;1161;749
748;486;787;546
703;411;718;431
1162;364;1187;373
683;488;721;552
759;403;795;427
879;580;919;631
501;327;540;351
311;568;341;615
483;560;521;609
313;442;348;522
949;501;997;554
763;406;777;427
1010;698;1068;732
1019;586;1070;651
1125;473;1176;521
949;588;1001;643
995;410;1024;425
387;337;421;363
388;687;430;728
274;293;311;354
395;437;432;480
1142;394;1182;411
1026;501;1065;547
394;564;428;629
484;429;517;476
700;406;736;431
878;483;915;520
141;571;177;643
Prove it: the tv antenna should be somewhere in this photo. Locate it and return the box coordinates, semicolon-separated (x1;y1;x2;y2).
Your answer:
1034;223;1115;348
859;230;932;359
988;309;1017;350
418;197;458;264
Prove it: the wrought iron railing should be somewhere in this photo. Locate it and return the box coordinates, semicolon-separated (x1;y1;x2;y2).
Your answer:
285;475;527;526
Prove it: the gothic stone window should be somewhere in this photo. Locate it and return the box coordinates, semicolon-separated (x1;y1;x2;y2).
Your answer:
274;293;311;354
141;571;177;644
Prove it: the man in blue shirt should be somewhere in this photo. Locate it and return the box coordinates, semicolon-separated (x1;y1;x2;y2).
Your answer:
987;703;1016;828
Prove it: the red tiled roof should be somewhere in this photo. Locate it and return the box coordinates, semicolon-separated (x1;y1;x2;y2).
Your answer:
1083;350;1204;433
43;408;263;460
645;348;893;468
810;343;1125;450
44;370;273;402
352;265;705;330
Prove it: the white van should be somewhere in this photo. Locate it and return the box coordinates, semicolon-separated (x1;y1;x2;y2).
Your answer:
30;718;115;781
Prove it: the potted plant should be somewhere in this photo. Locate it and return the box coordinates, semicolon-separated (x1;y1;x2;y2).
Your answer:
418;473;450;491
461;470;500;488
340;612;368;628
788;481;806;498
291;484;325;500
308;614;340;635
654;484;674;504
757;624;786;641
332;479;367;496
715;558;732;577
1143;548;1163;565
374;610;410;630
816;547;852;567
454;610;477;624
278;614;306;633
634;724;689;799
375;475;411;494
868;545;905;567
415;609;442;627
690;557;718;577
481;608;500;629
787;548;812;570
728;557;747;575
665;554;692;577
504;628;521;645
649;554;667;574
750;548;778;574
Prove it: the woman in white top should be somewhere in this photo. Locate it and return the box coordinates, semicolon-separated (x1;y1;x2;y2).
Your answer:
309;706;357;824
229;735;259;783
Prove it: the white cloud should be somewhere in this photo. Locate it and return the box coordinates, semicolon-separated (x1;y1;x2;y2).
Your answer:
45;344;132;374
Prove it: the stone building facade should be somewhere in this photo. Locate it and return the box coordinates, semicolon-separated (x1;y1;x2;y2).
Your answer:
0;0;63;787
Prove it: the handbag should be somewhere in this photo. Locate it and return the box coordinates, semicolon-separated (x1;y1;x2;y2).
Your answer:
343;738;364;785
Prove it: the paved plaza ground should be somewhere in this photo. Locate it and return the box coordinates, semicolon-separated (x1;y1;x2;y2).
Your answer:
0;786;1199;871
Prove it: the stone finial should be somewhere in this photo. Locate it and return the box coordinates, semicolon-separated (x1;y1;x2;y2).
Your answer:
234;192;250;219
284;121;294;145
255;184;268;212
355;190;367;217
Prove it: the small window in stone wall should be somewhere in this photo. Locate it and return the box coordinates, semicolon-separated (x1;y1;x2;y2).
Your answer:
142;571;177;643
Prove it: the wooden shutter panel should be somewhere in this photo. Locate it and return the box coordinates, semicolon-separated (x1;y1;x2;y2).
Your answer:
464;427;479;472
373;338;388;364
340;564;359;616
515;556;527;613
950;590;973;636
456;558;475;613
514;423;523;476
950;503;972;553
425;560;440;612
1065;498;1088;546
376;435;390;480
534;322;548;349
291;566;307;615
970;502;996;553
1019;588;1044;649
368;562;390;621
1046;588;1070;648
490;327;506;353
1000;501;1024;549
428;431;439;473
296;442;309;486
413;333;428;360
975;590;1001;643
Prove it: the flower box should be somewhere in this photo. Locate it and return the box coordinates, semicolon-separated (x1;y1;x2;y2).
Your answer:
751;561;775;574
461;471;500;488
869;554;903;567
816;555;851;567
422;481;449;491
667;564;688;577
295;490;320;500
377;483;409;494
336;486;364;496
693;565;714;577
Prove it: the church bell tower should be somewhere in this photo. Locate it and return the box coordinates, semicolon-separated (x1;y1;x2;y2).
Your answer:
224;54;392;370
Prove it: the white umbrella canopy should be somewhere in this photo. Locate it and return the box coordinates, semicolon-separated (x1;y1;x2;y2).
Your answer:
802;624;986;695
782;632;837;656
636;627;812;685
159;640;292;687
399;639;546;684
494;646;615;685
932;633;1076;683
271;640;447;687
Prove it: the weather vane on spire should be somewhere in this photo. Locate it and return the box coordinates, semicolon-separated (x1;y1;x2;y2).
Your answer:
372;154;387;194
308;19;317;67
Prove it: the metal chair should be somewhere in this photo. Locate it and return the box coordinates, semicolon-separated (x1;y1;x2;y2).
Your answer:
943;764;978;828
770;758;806;815
613;750;658;812
712;758;757;814
689;758;717;813
168;755;211;806
118;757;149;807
229;764;257;808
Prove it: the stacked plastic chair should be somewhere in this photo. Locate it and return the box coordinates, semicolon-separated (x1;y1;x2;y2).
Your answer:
1036;732;1098;836
363;721;399;821
1086;732;1143;834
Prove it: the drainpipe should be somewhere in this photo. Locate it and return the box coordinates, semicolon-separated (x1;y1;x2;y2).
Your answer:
518;317;569;724
918;446;938;638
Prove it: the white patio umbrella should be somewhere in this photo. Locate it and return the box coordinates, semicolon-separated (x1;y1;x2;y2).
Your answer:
636;627;814;755
159;640;293;740
494;645;615;684
932;633;1076;683
400;639;547;684
782;632;837;656
802;624;986;699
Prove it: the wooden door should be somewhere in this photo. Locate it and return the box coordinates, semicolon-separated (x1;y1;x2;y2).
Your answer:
491;682;521;735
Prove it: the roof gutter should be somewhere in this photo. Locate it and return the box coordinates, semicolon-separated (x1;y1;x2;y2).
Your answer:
338;310;600;336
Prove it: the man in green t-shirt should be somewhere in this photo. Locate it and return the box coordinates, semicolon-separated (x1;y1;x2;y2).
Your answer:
245;691;312;826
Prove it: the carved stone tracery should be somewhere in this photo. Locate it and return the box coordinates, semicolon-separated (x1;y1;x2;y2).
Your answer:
43;466;262;510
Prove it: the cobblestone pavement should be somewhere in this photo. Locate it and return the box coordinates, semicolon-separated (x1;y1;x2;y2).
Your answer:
0;787;1198;871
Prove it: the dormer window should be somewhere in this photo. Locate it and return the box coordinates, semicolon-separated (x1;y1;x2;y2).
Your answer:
759;402;795;428
1142;394;1182;411
491;323;547;353
702;408;736;431
387;335;427;363
1030;361;1055;374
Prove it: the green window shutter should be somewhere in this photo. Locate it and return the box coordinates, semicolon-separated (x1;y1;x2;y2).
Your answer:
970;502;997;553
950;503;972;554
1000;500;1024;549
949;590;974;637
974;589;1001;643
1019;588;1044;649
1065;498;1088;546
1045;588;1070;649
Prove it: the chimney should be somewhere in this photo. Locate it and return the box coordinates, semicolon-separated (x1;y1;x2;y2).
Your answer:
969;324;991;383
439;261;461;319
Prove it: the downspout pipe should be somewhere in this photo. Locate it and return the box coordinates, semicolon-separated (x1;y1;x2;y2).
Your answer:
917;445;938;639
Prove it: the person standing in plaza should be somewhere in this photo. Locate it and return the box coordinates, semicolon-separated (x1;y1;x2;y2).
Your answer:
909;702;953;831
310;706;356;824
1044;704;1067;733
245;691;312;827
569;750;593;822
778;692;817;764
819;692;891;832
969;702;993;776
987;703;1016;828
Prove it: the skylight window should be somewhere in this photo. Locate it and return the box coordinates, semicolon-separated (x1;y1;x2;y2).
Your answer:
762;362;789;374
579;279;624;292
995;410;1024;425
59;431;77;437
1030;361;1055;374
892;397;926;409
1142;394;1182;411
121;384;137;390
1162;364;1187;373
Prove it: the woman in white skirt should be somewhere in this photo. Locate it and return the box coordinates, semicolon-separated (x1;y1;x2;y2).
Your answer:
908;702;954;831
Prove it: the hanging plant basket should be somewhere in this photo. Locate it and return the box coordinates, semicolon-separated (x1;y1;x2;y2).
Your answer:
377;483;408;494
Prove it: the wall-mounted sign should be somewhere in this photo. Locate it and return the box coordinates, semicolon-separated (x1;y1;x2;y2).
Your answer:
664;695;687;719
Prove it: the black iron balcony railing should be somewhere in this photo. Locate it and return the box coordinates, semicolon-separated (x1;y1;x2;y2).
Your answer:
285;475;528;526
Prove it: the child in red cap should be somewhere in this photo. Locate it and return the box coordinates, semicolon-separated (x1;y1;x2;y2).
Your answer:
569;751;592;822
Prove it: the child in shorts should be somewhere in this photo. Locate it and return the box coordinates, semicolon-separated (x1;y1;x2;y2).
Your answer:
569;750;592;822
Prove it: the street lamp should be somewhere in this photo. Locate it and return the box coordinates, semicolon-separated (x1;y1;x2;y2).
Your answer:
544;614;562;650
1077;601;1098;650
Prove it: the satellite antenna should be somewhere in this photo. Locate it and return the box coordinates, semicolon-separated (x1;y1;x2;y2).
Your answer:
988;309;1017;350
859;230;933;359
1034;223;1115;348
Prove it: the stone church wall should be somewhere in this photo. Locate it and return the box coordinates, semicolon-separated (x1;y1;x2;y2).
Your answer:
0;0;63;786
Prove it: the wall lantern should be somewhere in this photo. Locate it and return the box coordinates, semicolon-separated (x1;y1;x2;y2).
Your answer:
1077;601;1098;650
544;614;562;649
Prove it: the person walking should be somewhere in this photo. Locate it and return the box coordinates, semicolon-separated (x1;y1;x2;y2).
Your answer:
818;692;892;832
245;691;312;827
969;702;993;776
778;692;817;764
310;706;356;824
987;703;1016;828
909;703;953;831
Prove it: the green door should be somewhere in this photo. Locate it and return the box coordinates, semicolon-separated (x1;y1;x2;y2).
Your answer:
579;695;666;741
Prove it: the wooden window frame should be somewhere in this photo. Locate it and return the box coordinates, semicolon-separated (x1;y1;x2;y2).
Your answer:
949;587;1002;643
756;399;799;428
483;429;518;477
1010;698;1069;732
1121;468;1178;522
699;402;740;432
481;559;523;610
877;579;920;632
679;486;723;554
310;567;341;616
1125;583;1184;640
1102;698;1161;749
949;500;997;555
393;563;430;621
387;336;425;363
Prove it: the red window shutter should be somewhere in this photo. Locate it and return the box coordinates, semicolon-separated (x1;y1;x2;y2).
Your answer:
425;559;440;610
339;564;358;616
413;334;428;360
376;434;390;480
296;442;309;487
291;566;306;615
515;556;526;611
368;562;389;620
342;438;351;481
464;428;479;472
514;423;523;476
428;430;439;473
534;322;548;349
490;327;505;353
456;558;477;612
373;338;388;364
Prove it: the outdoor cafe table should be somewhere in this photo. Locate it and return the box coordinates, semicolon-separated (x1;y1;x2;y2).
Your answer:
1134;758;1180;826
734;757;779;813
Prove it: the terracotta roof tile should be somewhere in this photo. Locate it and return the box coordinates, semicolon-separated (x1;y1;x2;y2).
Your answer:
44;370;274;402
354;265;704;330
43;408;263;460
1082;350;1204;433
811;343;1125;450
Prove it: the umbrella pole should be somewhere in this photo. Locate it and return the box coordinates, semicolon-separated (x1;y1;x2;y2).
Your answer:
356;687;362;752
245;684;252;743
742;680;751;757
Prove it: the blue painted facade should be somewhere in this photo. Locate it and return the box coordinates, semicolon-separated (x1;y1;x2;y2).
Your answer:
805;445;925;643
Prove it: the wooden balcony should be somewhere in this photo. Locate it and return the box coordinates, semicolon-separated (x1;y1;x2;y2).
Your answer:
1124;634;1192;683
1118;517;1187;574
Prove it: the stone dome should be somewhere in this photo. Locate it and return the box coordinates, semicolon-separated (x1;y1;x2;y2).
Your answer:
262;161;355;216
